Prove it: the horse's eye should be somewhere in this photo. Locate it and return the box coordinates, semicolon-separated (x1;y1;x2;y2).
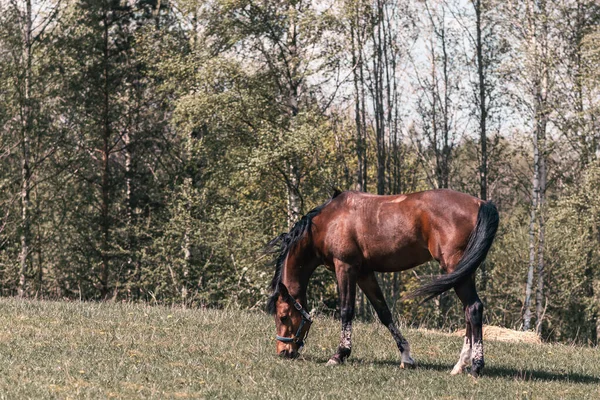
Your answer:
280;316;289;323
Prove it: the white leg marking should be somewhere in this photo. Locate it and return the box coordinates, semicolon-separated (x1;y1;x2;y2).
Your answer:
340;323;352;350
399;340;415;368
451;336;472;375
471;341;484;365
327;322;352;365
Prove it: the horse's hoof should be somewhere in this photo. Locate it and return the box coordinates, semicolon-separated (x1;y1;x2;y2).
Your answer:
400;356;416;369
450;366;464;375
470;366;483;378
470;360;484;378
326;358;341;366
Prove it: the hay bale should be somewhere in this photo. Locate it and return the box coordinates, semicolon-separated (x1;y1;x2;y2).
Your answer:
453;325;541;344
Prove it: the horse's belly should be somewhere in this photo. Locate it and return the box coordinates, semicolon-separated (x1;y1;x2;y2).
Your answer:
367;247;433;273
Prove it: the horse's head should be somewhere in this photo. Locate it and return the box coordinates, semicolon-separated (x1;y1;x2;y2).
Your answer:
271;282;312;359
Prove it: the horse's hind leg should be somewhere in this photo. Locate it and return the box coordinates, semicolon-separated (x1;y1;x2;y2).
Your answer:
357;271;415;368
450;319;472;375
327;260;358;365
454;277;484;377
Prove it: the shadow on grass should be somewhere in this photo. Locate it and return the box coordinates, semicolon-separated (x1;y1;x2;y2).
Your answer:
302;356;600;385
301;354;412;367
416;360;600;385
483;365;600;384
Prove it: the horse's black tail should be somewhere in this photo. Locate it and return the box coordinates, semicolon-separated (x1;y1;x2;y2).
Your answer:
407;201;499;302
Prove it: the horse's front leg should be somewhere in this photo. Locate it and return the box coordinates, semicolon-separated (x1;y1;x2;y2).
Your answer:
327;260;358;365
357;270;415;368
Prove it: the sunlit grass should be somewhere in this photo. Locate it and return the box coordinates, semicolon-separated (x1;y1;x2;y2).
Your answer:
0;298;598;399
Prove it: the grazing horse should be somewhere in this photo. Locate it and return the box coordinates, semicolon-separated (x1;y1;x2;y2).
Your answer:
267;189;499;377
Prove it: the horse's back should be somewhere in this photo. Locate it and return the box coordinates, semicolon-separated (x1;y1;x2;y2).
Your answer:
312;189;483;271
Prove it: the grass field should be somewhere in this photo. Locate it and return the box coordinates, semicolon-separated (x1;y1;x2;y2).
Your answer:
0;299;599;399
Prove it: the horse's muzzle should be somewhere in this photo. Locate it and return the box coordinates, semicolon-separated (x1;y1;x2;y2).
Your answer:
279;349;299;359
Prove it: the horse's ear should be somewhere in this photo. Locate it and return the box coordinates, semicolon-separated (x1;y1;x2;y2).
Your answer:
278;282;289;298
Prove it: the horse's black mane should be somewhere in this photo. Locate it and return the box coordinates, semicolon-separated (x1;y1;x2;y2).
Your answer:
266;189;342;314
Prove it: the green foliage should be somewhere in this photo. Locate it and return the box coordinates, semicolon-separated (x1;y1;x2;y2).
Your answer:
1;0;600;346
485;206;531;329
541;164;600;343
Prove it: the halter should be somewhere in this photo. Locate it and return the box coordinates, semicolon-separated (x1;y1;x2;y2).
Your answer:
275;294;313;348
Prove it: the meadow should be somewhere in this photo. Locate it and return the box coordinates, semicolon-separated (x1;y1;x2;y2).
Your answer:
0;298;598;399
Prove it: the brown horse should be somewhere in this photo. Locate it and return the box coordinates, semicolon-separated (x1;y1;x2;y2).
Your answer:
267;189;499;377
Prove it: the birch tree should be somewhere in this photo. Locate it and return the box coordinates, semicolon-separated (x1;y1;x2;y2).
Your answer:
507;0;557;334
412;0;463;191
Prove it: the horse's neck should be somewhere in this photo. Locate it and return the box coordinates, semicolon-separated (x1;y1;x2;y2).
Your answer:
282;256;313;304
282;268;304;299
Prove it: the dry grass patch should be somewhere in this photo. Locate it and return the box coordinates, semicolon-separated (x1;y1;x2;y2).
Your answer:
453;325;542;344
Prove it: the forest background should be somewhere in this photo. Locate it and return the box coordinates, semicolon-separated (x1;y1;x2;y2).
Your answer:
1;0;599;345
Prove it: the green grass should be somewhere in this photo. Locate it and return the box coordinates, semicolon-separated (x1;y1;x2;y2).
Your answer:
0;299;598;399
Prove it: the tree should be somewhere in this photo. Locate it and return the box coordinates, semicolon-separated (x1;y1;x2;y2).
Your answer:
55;0;140;298
411;0;463;192
0;0;63;296
205;0;343;227
509;0;554;335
